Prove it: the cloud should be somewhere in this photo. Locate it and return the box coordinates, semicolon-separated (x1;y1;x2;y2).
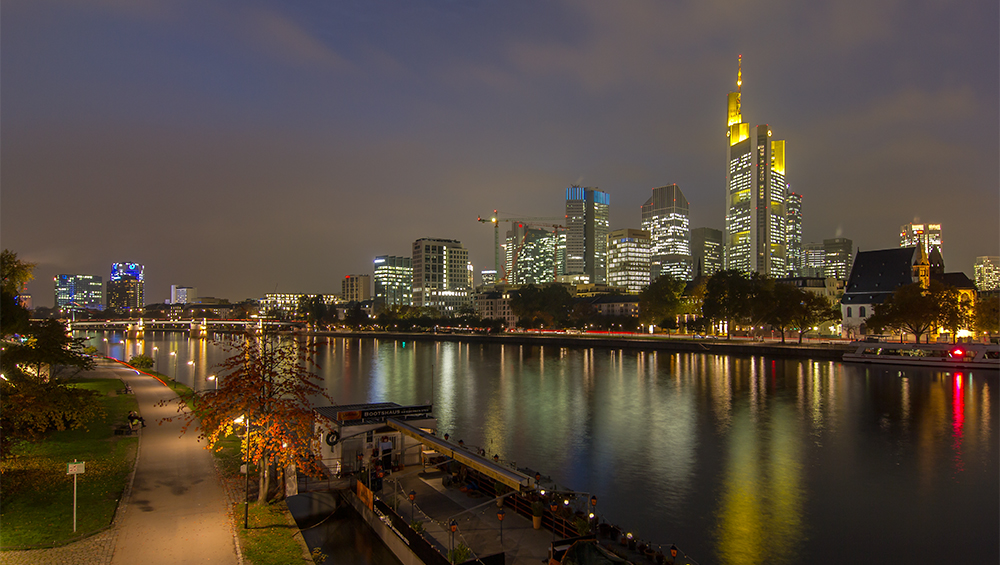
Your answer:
238;8;350;70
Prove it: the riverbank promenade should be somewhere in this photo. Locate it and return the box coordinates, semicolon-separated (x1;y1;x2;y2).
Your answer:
1;360;238;565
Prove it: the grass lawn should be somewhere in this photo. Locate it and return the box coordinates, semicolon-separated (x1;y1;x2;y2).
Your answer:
0;377;138;549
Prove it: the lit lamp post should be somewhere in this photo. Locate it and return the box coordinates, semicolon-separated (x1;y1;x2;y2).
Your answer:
207;375;217;390
234;415;250;529
449;519;457;559
497;507;505;545
408;490;416;524
550;500;559;542
169;351;176;378
152;347;158;373
590;495;598;532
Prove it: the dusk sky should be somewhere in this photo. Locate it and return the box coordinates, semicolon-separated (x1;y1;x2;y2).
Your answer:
3;0;997;307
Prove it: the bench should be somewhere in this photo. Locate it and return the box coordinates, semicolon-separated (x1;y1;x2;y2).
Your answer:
115;424;138;436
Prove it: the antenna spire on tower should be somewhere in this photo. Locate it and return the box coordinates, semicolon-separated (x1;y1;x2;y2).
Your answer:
737;54;742;92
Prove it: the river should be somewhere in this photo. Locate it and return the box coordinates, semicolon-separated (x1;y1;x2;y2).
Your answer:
85;331;999;565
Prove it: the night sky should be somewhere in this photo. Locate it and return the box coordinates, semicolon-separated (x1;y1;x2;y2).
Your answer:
3;1;997;307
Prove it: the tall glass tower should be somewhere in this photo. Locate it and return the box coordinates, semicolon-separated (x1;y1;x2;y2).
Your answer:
564;186;610;284
641;184;692;280
724;57;789;277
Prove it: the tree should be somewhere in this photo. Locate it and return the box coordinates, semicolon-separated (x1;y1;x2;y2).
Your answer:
511;285;573;329
791;293;841;344
344;303;368;328
702;270;751;339
867;283;939;343
129;354;155;370
1;249;34;297
638;274;685;329
767;283;805;344
163;331;331;503
974;295;1000;337
296;295;329;326
936;286;973;343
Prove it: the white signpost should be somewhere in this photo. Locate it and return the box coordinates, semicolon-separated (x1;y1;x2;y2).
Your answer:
66;460;85;532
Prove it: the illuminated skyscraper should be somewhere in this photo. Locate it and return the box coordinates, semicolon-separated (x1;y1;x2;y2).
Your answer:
785;192;803;276
564;186;610;284
373;256;412;308
607;228;651;294
801;242;826;277
412;238;472;314
690;227;723;279
900;222;942;257
55;274;103;313
641;184;692;280
505;224;557;285
823;238;853;280
975;256;1000;291
724;56;789;277
106;262;144;313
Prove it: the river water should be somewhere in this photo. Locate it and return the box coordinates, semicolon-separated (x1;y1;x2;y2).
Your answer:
87;331;998;565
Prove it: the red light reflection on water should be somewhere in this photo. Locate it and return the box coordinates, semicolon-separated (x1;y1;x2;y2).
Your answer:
952;373;965;474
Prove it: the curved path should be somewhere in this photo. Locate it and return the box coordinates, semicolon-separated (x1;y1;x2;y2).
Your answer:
1;360;238;565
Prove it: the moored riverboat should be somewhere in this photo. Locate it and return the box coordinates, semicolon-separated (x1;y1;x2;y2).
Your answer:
843;340;1000;370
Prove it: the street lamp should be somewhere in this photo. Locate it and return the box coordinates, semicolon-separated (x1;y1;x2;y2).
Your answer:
497;507;505;545
408;490;416;524
152;346;158;373
207;375;217;390
550;500;559;541
234;415;250;529
449;519;458;559
590;495;598;532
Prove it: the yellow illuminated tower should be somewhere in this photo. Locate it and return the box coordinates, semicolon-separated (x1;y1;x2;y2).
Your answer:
724;56;789;276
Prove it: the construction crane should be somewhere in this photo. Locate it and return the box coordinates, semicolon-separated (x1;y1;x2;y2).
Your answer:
477;210;565;283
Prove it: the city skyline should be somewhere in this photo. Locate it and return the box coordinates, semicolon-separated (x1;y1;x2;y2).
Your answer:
2;1;997;307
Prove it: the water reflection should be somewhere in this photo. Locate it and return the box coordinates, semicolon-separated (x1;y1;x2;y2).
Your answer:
77;332;998;565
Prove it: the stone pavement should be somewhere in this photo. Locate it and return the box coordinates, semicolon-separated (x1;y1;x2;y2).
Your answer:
1;360;239;565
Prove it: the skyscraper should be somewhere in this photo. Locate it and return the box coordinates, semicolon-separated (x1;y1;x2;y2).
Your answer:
823;238;853;280
373;256;413;309
412;238;472;314
170;285;197;304
54;274;103;313
607;228;651;294
564;186;610;284
505;224;557;285
974;256;1000;291
724;57;789;277
690;228;723;279
641;184;692;280
106;262;144;313
785;191;803;276
801;242;826;277
900;222;942;257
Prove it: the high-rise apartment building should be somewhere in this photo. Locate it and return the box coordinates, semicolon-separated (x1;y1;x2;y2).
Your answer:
106;262;144;313
641;184;691;280
607;229;651;294
412;238;472;314
975;256;1000;291
690;228;723;279
564;186;610;284
900;222;942;257
54;274;103;313
480;270;498;287
373;256;412;309
342;275;371;303
785;192;803;277
724;57;789;277
823;238;853;280
505;224;557;285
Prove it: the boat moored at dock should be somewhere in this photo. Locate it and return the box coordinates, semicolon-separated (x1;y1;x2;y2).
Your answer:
843;340;1000;370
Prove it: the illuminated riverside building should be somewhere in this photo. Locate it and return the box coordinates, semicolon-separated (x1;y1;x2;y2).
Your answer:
801;242;826;277
724;57;789;277
975;256;1000;291
823;237;853;280
606;229;651;294
564;186;610;284
412;238;472;314
55;274;103;313
505;224;557;285
641;184;691;280
261;293;338;318
341;275;371;303
373;256;412;309
786;192;803;276
900;222;942;257
170;285;197;304
691;227;723;278
106;262;143;313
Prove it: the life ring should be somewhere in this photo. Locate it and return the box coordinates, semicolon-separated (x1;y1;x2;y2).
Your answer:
325;430;339;446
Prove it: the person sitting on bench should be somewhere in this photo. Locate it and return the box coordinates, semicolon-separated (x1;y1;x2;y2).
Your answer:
128;411;146;428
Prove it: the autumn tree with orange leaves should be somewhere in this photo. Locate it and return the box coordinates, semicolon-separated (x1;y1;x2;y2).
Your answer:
164;330;331;503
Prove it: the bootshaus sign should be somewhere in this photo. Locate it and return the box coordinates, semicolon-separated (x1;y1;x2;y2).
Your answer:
337;404;432;422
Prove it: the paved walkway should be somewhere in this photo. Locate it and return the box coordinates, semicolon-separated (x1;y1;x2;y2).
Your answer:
1;360;238;565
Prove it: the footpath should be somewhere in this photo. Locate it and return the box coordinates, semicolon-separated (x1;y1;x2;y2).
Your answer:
1;360;238;565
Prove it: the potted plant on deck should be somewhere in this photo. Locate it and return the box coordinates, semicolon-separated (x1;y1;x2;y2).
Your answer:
531;500;544;530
